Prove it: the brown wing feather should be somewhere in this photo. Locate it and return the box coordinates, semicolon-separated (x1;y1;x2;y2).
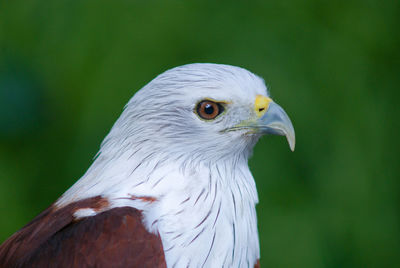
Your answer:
0;197;166;268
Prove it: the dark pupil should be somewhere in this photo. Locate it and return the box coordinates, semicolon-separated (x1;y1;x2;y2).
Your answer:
204;103;214;114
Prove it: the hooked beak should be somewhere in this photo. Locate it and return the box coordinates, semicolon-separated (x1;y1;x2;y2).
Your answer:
226;95;295;151
256;99;295;151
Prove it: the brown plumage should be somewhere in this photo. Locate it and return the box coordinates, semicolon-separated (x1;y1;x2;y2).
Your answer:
0;197;166;268
0;63;297;267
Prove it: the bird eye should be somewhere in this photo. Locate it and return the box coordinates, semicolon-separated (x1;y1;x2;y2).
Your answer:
196;100;225;120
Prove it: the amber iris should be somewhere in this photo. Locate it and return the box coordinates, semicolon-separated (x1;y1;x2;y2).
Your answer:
196;100;224;120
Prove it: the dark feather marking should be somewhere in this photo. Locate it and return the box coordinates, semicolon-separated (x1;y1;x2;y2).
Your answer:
121;135;130;144
215;164;224;181
131;180;146;188
129;161;143;177
142;152;156;165
237;181;243;201
128;147;142;159
87;180;102;192
208;173;212;193
0;197;166;268
231;191;237;218
239;168;252;198
179;197;190;205
203;188;210;202
188;227;206;245
139;152;159;180
195;209;212;229
151;159;162;172
232;223;236;263
202;231;216;266
194;189;205;205
164;245;175;252
213;201;222;228
172;233;183;240
148;158;164;178
151;175;166;188
194;181;218;230
175;209;185;215
151;219;159;228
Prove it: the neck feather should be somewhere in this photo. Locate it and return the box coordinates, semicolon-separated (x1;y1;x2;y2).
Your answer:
57;149;260;267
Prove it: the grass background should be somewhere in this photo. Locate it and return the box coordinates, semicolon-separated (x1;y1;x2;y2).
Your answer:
0;0;399;267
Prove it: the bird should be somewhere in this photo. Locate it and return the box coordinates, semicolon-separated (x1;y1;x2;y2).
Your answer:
0;63;295;268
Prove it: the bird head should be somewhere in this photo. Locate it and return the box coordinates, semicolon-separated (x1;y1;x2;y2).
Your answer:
101;63;295;165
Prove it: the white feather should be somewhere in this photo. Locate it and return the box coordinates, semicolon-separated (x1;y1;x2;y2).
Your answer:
57;63;268;267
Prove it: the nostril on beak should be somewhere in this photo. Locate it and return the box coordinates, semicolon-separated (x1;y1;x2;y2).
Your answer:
255;95;272;117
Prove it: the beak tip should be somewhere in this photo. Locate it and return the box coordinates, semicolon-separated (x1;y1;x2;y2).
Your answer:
287;134;296;152
254;101;296;152
290;143;295;152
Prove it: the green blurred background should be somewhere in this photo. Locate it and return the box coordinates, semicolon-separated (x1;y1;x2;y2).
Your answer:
1;0;399;267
